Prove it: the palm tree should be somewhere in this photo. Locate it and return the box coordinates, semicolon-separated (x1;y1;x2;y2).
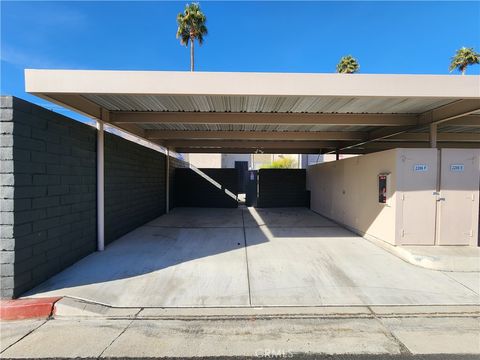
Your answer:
449;47;480;75
336;55;360;74
176;3;208;72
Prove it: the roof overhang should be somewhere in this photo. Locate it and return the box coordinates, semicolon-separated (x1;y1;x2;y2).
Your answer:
25;69;480;154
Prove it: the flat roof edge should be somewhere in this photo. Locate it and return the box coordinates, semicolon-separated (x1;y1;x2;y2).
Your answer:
25;69;480;99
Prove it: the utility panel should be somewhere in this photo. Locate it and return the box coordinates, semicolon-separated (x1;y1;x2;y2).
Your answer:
378;173;389;204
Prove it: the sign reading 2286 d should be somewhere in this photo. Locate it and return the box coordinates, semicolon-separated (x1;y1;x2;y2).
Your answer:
413;164;428;172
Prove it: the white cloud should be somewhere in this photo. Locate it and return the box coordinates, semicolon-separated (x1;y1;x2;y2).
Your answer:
5;4;87;29
1;3;88;69
1;44;82;69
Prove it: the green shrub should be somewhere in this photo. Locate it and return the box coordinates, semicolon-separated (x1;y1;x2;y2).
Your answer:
261;158;297;169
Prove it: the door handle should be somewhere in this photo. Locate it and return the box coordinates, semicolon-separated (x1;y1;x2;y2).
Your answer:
436;197;445;202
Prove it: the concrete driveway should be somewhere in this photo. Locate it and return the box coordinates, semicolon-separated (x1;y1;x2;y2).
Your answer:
25;207;479;307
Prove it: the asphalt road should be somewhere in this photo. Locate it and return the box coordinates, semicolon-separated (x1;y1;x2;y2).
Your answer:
1;355;478;360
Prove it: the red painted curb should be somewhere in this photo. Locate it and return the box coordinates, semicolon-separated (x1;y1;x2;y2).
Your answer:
0;297;62;321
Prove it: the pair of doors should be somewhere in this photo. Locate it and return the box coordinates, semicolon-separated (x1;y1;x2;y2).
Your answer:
400;149;479;246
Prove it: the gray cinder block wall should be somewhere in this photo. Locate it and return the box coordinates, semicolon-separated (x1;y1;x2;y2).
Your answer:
174;168;239;208
257;169;309;207
169;156;189;210
0;96;188;298
104;133;167;244
1;96;97;298
1;97;16;298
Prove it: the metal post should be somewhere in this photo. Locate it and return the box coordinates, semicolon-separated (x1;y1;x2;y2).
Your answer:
335;149;340;161
166;149;170;213
97;120;105;251
430;123;437;148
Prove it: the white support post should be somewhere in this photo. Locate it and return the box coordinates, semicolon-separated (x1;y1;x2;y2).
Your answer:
430;123;437;148
166;149;170;213
97;120;105;251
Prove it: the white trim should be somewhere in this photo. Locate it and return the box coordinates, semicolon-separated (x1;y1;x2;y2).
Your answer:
25;69;480;99
166;149;170;214
97;120;105;251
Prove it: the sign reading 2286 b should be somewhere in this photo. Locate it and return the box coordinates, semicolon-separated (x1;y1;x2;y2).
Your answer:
413;164;428;172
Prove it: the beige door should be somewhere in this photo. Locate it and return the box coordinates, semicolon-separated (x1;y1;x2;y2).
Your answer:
398;150;438;245
437;149;480;246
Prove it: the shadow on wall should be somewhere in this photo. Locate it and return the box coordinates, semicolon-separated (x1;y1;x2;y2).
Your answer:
23;207;352;295
174;167;239;207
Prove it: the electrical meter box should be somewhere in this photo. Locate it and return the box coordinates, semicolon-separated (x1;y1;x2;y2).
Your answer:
378;173;389;204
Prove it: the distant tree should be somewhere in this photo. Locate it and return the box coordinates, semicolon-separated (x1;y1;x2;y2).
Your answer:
262;158;297;169
449;47;480;75
336;55;360;74
176;3;208;71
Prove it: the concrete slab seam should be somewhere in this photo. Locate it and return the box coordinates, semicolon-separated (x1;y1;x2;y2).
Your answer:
366;305;412;355
241;208;252;307
0;319;48;355
442;272;480;295
97;317;137;358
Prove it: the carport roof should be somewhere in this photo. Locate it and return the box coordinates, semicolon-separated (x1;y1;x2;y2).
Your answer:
25;70;480;154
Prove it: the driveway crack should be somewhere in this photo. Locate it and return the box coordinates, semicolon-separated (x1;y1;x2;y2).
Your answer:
367;305;411;355
241;208;252;306
97;317;136;359
442;272;479;295
0;318;49;355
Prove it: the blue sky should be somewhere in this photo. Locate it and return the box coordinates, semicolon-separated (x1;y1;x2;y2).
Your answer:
1;1;479;121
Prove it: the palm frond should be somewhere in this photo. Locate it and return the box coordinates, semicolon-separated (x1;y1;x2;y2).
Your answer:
449;47;480;74
336;55;360;74
176;2;208;46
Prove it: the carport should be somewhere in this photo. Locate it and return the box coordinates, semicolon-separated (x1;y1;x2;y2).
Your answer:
21;70;480;307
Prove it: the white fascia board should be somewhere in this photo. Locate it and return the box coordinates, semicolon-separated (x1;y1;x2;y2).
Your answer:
25;69;480;99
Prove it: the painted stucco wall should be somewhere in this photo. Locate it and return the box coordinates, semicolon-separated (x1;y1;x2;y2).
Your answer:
307;149;399;245
221;154;250;169
185;153;222;168
308;148;479;247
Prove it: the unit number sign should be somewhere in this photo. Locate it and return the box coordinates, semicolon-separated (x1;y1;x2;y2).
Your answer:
450;164;464;172
413;164;428;172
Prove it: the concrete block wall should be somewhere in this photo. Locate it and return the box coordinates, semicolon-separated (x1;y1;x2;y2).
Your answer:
201;168;239;195
257;169;309;207
174;168;239;208
1;96;189;298
168;156;189;210
1;97;16;298
104;133;167;244
1;96;97;298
